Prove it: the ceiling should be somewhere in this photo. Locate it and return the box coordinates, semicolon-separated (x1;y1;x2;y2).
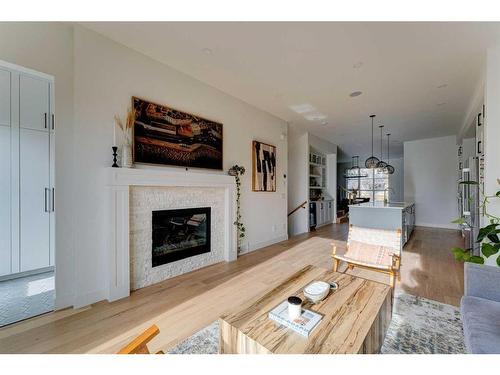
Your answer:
83;22;500;161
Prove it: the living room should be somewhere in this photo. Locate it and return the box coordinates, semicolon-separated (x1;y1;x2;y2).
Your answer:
1;1;500;372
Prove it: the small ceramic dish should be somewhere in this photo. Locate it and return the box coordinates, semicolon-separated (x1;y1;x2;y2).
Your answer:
304;281;330;303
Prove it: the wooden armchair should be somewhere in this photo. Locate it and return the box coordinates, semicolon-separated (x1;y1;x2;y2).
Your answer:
332;224;402;288
117;325;164;354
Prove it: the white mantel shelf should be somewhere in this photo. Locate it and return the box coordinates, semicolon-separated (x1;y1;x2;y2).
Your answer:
106;167;237;302
107;166;236;187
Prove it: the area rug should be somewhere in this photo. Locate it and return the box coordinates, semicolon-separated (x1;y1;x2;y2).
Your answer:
168;292;466;354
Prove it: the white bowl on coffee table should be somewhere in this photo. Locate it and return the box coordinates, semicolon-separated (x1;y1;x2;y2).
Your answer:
304;281;330;303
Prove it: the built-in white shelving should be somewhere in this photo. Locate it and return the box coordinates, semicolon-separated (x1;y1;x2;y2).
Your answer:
309;150;327;200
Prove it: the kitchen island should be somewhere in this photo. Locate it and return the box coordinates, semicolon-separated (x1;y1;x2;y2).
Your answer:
349;201;415;245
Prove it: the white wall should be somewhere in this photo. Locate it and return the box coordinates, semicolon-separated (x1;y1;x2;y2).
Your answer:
308;133;338;156
1;23;289;308
404;136;458;229
287;124;309;236
0;23;76;309
72;26;288;305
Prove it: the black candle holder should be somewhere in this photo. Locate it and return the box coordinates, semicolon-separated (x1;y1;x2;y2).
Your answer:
112;146;119;168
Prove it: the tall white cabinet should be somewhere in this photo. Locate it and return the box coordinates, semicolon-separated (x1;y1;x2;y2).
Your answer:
0;68;12;276
0;61;55;277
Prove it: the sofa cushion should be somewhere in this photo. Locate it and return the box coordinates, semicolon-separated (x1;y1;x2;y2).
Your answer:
461;296;500;354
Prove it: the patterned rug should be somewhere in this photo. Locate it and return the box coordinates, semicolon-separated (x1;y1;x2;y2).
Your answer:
168;293;466;354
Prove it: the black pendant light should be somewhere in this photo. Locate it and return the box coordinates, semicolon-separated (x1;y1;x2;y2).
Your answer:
376;125;387;170
365;115;379;168
385;133;395;174
344;156;367;178
344;156;355;176
350;155;360;173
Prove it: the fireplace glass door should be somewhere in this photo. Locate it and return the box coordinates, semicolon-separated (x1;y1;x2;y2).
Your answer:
152;207;211;267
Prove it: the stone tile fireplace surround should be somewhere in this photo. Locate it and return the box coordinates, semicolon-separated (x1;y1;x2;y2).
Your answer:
107;168;237;301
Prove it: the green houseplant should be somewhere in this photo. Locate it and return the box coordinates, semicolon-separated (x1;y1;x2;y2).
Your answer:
452;178;500;266
228;165;246;252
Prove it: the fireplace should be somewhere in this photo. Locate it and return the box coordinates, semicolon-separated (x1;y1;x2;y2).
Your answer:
152;207;211;267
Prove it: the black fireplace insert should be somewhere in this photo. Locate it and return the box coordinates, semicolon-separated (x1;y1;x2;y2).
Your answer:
152;207;211;267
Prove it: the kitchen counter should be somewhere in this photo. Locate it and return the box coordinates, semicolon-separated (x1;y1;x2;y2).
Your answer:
349;201;413;209
349;201;415;245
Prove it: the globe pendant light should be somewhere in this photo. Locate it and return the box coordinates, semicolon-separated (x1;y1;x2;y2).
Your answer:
376;125;387;170
350;155;360;173
344;156;355;176
385;133;395;174
344;155;367;178
365;115;379;168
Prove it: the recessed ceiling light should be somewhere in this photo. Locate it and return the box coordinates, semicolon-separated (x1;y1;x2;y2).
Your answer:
353;62;364;69
437;84;448;89
321;121;328;125
304;112;327;122
437;102;447;106
202;48;213;55
349;91;363;98
289;103;316;114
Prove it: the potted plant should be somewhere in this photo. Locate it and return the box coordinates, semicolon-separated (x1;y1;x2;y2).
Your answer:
114;108;135;168
228;165;246;253
452;178;500;266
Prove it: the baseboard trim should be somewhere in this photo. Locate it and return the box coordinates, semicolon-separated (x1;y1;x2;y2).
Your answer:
74;290;106;309
55;291;75;311
415;223;459;230
240;234;289;255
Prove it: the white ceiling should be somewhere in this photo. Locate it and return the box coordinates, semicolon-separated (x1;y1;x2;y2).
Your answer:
83;22;500;161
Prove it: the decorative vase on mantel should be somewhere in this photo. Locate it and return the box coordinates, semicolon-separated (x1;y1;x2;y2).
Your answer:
121;143;133;168
114;107;135;168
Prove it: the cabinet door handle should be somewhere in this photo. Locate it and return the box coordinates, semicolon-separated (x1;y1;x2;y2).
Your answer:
44;188;49;212
44;113;47;129
51;188;55;212
477;141;482;154
51;113;55;130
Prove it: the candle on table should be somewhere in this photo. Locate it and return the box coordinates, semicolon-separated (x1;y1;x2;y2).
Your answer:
287;296;302;320
113;122;116;146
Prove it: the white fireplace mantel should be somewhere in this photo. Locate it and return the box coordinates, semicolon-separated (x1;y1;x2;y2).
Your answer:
106;167;237;302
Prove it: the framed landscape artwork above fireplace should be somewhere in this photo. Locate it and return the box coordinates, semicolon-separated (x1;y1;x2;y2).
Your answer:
132;97;223;170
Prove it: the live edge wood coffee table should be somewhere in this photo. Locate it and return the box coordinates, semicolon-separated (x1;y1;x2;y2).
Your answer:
219;265;392;354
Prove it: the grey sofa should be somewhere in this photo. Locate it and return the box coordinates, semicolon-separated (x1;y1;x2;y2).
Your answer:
461;262;500;354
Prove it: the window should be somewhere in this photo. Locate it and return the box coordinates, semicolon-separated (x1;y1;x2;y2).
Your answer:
346;168;389;202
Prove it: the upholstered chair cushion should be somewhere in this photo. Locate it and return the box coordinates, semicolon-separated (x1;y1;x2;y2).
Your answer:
345;240;395;267
349;226;401;254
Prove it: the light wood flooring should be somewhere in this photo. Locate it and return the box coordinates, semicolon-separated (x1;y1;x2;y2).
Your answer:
0;223;464;354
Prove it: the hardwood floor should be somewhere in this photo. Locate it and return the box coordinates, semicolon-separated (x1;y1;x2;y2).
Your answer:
0;223;464;354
